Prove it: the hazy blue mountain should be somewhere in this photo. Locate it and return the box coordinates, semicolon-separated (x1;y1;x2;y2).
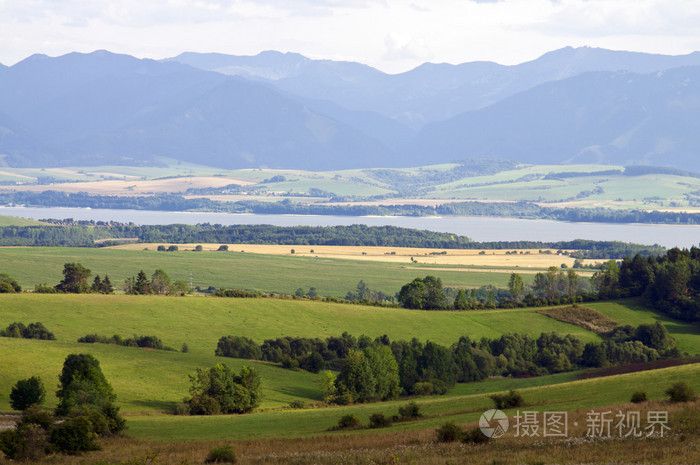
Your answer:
166;47;700;128
3;48;700;171
60;77;399;169
409;67;700;170
0;51;398;169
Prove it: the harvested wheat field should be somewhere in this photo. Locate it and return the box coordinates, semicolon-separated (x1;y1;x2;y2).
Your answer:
0;176;253;195
111;243;603;269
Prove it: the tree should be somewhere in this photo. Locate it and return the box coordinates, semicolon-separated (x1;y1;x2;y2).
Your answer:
10;377;45;411
594;260;621;299
423;276;447;310
398;278;426;309
320;370;337;402
56;354;116;415
508;273;525;303
194;245;203;251
398;276;446;310
454;289;469;310
150;269;172;295
187;364;263;414
215;336;262;359
55;263;91;293
91;275;102;293
55;353;125;434
363;345;400;401
134;270;150;295
101;275;114;294
0;273;21;293
335;349;376;403
566;269;580;305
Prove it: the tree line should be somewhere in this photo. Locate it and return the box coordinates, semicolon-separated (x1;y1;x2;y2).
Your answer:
0;222;664;259
613;247;700;322
215;323;676;404
395;246;700;315
27;263;189;296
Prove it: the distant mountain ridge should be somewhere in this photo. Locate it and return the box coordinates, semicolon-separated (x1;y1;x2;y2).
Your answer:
1;47;700;170
167;47;700;127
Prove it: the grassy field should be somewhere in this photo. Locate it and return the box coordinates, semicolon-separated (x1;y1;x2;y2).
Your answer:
589;300;700;356
1;291;699;464
0;215;47;226
0;294;610;413
0;246;542;296
1;293;699;416
122;362;700;441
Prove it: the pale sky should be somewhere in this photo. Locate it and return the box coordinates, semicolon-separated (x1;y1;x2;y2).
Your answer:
1;0;700;73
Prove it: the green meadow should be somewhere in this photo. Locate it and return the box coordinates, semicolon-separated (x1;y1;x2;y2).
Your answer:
0;215;47;226
0;246;530;297
127;362;700;441
1;293;699;424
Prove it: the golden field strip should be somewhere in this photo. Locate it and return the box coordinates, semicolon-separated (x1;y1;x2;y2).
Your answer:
0;176;252;195
110;243;601;272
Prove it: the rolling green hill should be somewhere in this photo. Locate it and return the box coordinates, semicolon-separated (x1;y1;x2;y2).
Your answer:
1;293;699;418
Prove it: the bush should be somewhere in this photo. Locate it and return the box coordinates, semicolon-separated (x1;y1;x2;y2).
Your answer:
194;245;203;251
49;415;100;454
10;376;46;411
0;281;15;293
412;382;434;396
157;245;166;251
0;273;21;292
205;445;237;463
0;322;55;340
666;382;696;402
186;365;263;415
174;402;190;416
218;245;229;251
436;421;463;442
631;391;648;403
181;342;189;353
214;336;262;360
34;284;58;293
188;393;222;415
0;423;49;462
398;401;421;419
333;392;354;405
462;426;489;444
490;390;524;409
214;289;261;298
287;400;306;409
167;245;179;252
282;357;300;370
369;412;391;429
20;406;54;430
337;414;361;429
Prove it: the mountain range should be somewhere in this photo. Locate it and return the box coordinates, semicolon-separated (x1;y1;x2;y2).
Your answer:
1;47;700;170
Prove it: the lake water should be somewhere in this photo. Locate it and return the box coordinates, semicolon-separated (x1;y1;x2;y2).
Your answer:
1;206;698;248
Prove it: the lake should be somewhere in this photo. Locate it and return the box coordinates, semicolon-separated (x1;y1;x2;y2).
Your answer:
0;206;698;248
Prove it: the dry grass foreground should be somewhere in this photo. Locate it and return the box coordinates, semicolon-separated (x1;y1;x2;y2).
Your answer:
112;243;602;271
24;400;700;465
538;306;621;334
